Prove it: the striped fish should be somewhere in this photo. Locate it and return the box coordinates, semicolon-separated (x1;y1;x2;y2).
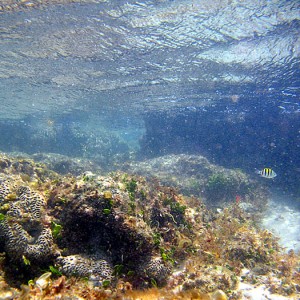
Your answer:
256;168;277;179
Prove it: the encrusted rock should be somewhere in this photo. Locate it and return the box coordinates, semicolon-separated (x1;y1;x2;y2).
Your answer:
0;178;55;263
56;254;113;284
0;180;10;202
138;256;172;286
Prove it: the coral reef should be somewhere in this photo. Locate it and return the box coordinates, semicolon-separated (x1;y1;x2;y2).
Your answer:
0;178;56;264
0;153;299;299
46;171;183;288
137;256;172;286
32;152;104;176
125;154;268;207
56;254;113;284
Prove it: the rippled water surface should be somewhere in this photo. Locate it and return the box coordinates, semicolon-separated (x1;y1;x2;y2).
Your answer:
0;0;299;118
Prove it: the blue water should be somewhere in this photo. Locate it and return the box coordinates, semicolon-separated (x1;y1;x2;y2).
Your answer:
0;0;299;193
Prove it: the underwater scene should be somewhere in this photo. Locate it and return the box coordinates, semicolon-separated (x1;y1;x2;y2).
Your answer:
0;0;299;299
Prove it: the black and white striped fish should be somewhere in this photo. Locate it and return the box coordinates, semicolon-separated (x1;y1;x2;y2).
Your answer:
256;168;277;179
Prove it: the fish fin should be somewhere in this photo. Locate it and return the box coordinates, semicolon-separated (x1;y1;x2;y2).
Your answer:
254;169;261;175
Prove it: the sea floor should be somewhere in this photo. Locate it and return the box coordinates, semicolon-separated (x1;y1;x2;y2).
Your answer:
0;153;299;299
237;281;297;300
202;190;300;300
261;190;300;254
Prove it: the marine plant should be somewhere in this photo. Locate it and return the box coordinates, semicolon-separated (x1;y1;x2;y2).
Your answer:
51;221;62;239
162;196;187;225
0;213;5;221
205;173;237;202
22;255;31;266
152;232;162;247
102;279;111;288
49;265;62;276
125;178;137;201
113;264;124;276
160;247;175;265
151;278;158;287
139;189;147;200
103;208;111;215
0;154;299;299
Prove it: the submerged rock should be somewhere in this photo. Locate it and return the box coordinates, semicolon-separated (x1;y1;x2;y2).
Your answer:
0;178;56;264
31;152;103;176
56;254;113;285
126;154;268;206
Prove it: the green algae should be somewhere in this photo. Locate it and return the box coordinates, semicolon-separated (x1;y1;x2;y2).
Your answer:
51;221;62;239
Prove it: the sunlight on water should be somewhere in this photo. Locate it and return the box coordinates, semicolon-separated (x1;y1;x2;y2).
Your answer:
0;0;299;118
0;1;299;299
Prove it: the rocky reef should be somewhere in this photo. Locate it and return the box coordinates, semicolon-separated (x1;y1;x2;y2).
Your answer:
0;153;299;299
126;154;268;208
139;105;300;198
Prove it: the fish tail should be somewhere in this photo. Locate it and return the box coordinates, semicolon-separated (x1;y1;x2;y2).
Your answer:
254;168;261;175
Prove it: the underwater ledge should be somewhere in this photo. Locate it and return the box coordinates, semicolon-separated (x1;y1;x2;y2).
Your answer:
0;152;299;299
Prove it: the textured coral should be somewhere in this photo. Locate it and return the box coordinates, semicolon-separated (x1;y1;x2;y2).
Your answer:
0;179;11;204
56;254;113;284
138;256;172;286
0;154;299;299
0;177;55;263
8;186;46;221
